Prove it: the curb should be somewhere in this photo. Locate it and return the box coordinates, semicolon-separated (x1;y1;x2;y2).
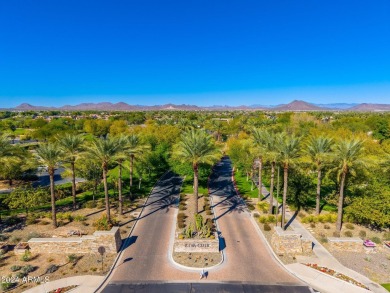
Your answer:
94;170;170;293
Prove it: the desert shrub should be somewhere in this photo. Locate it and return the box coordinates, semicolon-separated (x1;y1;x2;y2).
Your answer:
179;203;187;211
1;281;15;290
22;265;35;273
324;224;331;229
10;265;21;272
73;215;87;222
26;232;41;241
263;223;271;231
9;236;21;244
319;237;328;243
67;254;78;264
247;204;255;211
57;212;74;222
253;213;260;218
45;264;58;274
383;232;390;241
96;199;105;209
298;211;306;218
257;201;269;213
267;215;276;223
21;250;32;262
93;214;116;231
259;216;267;224
344;231;353;237
206;209;212;215
39;220;50;225
85;201;97;209
371;236;381;244
16;272;26;278
301;215;314;224
195;214;203;231
177;213;186;229
26;214;39;225
345;223;355;230
333;231;340;237
358;230;367;239
310;223;316;228
317;215;326;223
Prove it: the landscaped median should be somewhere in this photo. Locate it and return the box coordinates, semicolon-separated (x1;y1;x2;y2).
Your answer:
172;193;222;268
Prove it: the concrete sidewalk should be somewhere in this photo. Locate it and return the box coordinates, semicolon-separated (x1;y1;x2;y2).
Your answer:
255;182;387;293
23;275;104;293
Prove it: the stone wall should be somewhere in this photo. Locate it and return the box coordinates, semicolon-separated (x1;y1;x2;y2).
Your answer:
28;227;122;254
271;227;312;255
327;237;363;252
174;233;219;253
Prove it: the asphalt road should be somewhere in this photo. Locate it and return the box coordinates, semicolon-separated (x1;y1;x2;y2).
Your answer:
102;165;311;293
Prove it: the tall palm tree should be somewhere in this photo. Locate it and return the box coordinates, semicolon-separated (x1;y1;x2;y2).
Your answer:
126;134;148;196
333;139;366;232
88;137;123;222
252;128;267;200
57;134;85;210
304;136;333;215
276;134;301;229
173;129;220;223
115;136;128;215
263;131;280;214
36;143;63;228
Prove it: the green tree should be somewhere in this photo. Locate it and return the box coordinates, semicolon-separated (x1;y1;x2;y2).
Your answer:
36;143;63;227
87;137;123;222
333;139;366;232
276;134;301;229
304;136;333;215
57;134;85;210
5;186;49;215
173;129;220;224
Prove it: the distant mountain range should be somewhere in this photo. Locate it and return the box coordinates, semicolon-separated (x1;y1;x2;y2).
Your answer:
6;100;390;112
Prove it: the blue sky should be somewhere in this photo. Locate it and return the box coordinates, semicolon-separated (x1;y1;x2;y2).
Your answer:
0;0;389;107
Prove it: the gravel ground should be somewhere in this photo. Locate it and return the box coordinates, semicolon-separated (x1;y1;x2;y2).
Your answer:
172;252;222;268
331;250;390;284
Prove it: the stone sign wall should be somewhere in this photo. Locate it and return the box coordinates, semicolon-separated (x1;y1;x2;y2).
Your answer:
327;237;363;252
174;233;219;253
271;227;312;255
28;227;122;254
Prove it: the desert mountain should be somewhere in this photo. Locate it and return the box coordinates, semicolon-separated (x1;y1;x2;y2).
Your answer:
348;103;390;112
272;100;327;111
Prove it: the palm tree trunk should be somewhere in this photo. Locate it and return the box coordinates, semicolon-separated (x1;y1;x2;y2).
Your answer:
336;170;347;232
49;168;57;228
71;162;76;210
130;155;134;187
258;157;262;200
282;164;288;229
316;164;322;215
118;162;123;215
193;163;199;227
139;177;142;189
269;161;275;214
102;166;111;222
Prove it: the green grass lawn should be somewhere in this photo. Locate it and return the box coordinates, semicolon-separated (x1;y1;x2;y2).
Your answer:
233;169;259;198
382;284;390;292
181;176;208;195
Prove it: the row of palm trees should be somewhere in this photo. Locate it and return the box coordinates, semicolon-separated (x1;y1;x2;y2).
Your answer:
251;129;367;231
35;134;148;227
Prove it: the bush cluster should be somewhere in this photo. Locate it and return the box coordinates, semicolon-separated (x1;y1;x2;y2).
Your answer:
257;201;269;213
93;214;118;231
258;215;276;224
301;214;337;224
344;231;353;237
177;213;186;229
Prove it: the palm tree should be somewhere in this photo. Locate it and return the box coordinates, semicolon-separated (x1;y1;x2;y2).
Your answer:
126;134;148;197
276;134;301;229
252;128;267;200
173;129;220;223
36;143;63;228
88;137;123;222
115;136;128;215
57;134;85;210
263;131;280;214
333;139;366;232
304;136;333;215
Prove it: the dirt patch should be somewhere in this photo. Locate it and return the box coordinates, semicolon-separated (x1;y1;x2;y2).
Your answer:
173;252;222;268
